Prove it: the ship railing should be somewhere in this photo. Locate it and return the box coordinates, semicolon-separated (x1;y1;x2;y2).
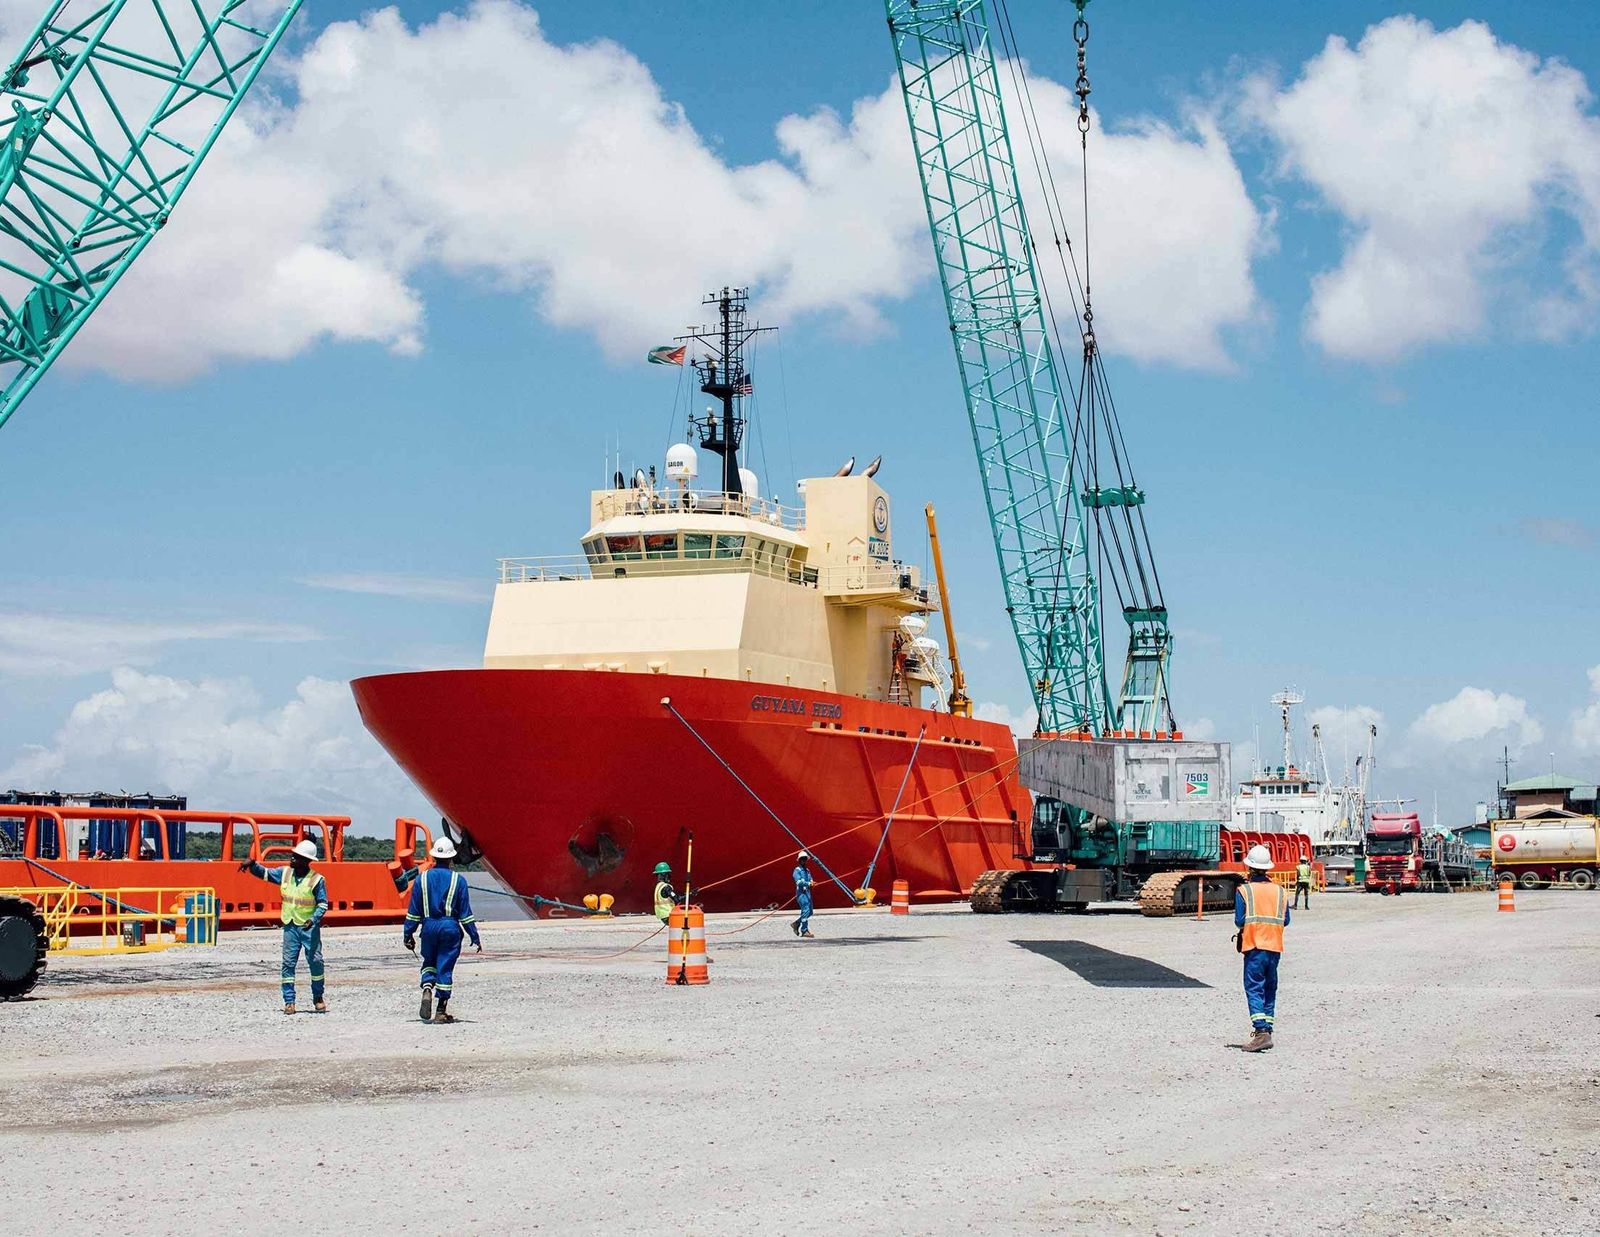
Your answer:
592;487;805;529
498;553;823;588
815;562;938;609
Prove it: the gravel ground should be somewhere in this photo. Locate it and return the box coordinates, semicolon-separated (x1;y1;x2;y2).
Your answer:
5;889;1596;1234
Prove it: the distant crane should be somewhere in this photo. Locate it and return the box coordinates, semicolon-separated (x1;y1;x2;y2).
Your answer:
0;0;304;435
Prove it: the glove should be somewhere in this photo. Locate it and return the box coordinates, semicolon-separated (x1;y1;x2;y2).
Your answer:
472;940;483;953
403;937;415;953
237;861;252;873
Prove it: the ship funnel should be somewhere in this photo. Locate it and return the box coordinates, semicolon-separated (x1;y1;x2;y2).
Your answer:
863;455;881;478
738;467;760;499
835;456;855;477
665;442;698;485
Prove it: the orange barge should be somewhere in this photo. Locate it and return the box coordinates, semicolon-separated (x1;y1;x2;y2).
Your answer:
0;804;427;929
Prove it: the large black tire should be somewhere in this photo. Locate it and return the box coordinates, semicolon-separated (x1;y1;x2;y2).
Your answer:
0;895;47;1001
1567;869;1595;891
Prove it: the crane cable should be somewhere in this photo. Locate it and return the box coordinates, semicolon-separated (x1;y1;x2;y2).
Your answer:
991;0;1168;727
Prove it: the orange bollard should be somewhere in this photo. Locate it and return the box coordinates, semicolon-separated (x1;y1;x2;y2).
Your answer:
890;879;910;916
665;905;709;985
1497;878;1515;913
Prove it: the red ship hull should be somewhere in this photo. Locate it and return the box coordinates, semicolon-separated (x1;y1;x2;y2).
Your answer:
351;670;1031;913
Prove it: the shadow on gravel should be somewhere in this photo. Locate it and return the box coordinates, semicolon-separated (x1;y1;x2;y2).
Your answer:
1013;940;1210;988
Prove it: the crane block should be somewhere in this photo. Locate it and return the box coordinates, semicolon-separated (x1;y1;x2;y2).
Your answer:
0;0;305;434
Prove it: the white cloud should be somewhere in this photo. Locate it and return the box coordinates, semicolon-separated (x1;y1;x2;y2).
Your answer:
974;699;1037;736
1571;666;1600;752
1;668;428;825
1517;517;1594;548
1254;16;1600;360
1012;88;1268;369
10;2;1265;381
0;612;320;677
299;572;486;604
1406;687;1542;750
1181;716;1217;741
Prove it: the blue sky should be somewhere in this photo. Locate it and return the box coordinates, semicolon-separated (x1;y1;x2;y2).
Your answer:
3;1;1598;827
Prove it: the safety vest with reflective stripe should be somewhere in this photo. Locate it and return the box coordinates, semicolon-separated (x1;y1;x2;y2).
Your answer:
1296;861;1311;884
279;869;322;927
1239;880;1287;953
421;869;462;918
653;881;674;922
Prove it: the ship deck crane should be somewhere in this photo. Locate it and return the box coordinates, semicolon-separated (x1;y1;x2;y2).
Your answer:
887;0;1237;914
0;0;304;436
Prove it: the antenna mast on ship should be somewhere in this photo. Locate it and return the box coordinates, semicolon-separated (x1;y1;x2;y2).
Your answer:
676;287;773;498
1271;689;1304;771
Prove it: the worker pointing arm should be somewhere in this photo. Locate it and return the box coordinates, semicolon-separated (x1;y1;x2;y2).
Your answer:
237;839;329;1015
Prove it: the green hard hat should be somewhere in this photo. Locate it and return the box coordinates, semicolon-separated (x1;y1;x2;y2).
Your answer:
654;862;671;876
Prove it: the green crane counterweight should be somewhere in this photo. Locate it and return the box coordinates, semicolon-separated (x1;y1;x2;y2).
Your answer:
0;0;304;435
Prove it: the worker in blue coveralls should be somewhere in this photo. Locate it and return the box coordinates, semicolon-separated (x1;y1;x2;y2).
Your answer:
790;851;815;938
1234;843;1291;1053
404;836;482;1023
239;837;329;1015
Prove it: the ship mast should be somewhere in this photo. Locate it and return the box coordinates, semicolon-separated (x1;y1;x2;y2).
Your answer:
1272;689;1303;772
676;287;772;498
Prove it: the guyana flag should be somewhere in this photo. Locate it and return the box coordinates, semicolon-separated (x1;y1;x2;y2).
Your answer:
647;344;685;366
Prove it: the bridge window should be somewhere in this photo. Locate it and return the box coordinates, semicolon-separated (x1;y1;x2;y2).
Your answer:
643;533;679;559
684;533;713;560
714;534;745;559
605;535;643;560
582;537;605;565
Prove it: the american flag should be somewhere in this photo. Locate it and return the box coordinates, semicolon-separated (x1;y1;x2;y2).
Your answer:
735;372;753;396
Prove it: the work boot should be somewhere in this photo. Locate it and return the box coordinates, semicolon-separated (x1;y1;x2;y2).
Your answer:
313;999;328;1014
1240;1029;1271;1053
791;919;800;936
283;1002;296;1016
418;985;433;1022
433;1000;454;1024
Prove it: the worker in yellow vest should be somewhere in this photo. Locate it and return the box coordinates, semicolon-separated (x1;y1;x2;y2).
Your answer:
240;838;329;1014
652;862;678;922
1234;844;1290;1052
1293;856;1313;909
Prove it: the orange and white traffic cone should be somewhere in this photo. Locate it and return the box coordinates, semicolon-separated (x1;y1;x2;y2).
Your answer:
890;879;910;916
1497;878;1515;913
666;905;709;985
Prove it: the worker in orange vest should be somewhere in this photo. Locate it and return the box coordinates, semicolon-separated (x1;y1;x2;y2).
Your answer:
1234;844;1290;1052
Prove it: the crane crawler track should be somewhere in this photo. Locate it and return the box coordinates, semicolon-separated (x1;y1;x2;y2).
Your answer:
1138;871;1244;918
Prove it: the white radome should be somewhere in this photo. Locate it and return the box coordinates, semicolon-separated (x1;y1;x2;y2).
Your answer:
739;467;760;499
665;442;698;483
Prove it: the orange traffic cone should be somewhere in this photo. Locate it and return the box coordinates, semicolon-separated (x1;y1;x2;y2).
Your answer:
1497;878;1515;913
665;905;709;985
890;879;910;916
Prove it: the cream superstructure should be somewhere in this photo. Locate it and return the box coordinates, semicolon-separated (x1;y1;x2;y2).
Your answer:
485;469;945;706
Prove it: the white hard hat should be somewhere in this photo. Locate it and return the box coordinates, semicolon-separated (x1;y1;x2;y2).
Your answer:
797;850;809;861
431;837;458;860
1244;844;1273;871
292;839;319;861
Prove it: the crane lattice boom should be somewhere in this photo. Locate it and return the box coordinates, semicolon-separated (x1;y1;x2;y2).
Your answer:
886;0;1109;735
0;0;304;434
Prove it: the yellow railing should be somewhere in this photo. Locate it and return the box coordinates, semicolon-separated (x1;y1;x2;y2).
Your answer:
1266;869;1324;892
0;886;219;955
